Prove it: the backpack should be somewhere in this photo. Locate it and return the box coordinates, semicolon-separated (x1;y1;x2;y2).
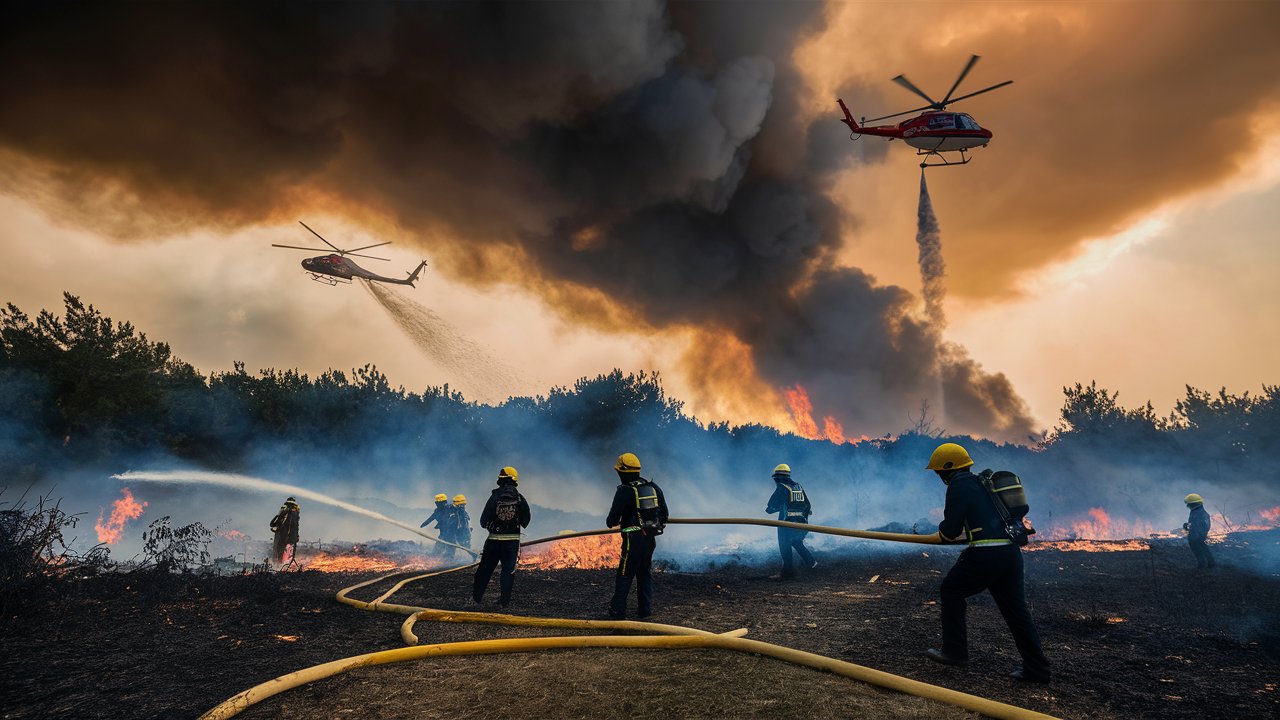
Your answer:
489;488;520;531
979;469;1035;546
632;482;665;535
785;483;809;518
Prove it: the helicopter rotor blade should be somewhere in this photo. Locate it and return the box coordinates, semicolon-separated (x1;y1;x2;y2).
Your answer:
298;221;343;253
942;80;1013;107
344;252;391;262
272;244;333;253
940;55;982;105
891;74;940;108
864;103;936;123
344;241;393;253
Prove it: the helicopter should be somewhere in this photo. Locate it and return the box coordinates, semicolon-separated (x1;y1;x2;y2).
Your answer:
837;55;1012;168
272;221;428;287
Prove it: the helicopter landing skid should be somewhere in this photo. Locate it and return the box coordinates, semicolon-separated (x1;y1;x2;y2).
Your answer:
918;149;971;169
307;273;350;286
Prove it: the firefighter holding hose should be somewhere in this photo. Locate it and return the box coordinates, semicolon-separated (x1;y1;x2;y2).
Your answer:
924;443;1051;683
1183;493;1216;569
421;493;456;556
473;467;530;607
269;496;300;565
766;463;816;579
606;452;668;620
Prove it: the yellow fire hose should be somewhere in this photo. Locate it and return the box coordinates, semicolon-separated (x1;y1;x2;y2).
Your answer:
203;518;1056;720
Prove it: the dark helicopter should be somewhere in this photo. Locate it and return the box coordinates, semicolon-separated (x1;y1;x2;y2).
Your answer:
272;222;427;287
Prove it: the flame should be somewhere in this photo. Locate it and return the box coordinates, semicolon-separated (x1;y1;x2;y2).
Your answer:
1044;506;1162;541
220;529;248;541
95;488;148;544
785;384;821;438
784;384;854;445
520;534;619;570
822;416;846;444
1260;507;1280;523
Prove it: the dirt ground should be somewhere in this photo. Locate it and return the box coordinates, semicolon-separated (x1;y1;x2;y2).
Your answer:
2;532;1277;720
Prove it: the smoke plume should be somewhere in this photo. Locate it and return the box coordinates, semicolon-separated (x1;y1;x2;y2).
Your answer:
0;1;1033;439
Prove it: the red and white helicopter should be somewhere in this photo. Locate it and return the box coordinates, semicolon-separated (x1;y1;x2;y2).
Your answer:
272;221;427;287
838;55;1011;168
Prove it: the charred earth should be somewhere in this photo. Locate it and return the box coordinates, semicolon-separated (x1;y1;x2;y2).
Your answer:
2;533;1277;719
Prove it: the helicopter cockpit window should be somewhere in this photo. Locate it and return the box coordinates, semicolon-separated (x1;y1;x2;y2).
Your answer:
928;114;955;130
959;115;981;131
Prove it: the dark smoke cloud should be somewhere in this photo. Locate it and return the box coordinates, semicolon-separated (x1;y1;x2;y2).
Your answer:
0;0;1032;439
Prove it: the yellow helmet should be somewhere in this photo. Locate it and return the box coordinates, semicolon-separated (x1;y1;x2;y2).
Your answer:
773;463;791;475
434;493;448;503
926;443;974;471
1184;493;1203;506
453;494;467;506
615;452;642;473
498;466;519;483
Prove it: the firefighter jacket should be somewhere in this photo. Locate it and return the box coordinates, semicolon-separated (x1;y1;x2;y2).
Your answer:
454;506;472;545
937;470;1013;546
607;478;668;532
480;482;530;541
1187;505;1211;542
270;501;300;544
766;478;812;522
421;502;452;531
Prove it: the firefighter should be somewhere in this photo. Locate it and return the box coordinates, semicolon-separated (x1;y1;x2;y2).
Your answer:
766;463;816;579
924;443;1051;683
473;467;530;607
421;493;456;556
606;452;668;620
1183;493;1216;569
452;494;472;551
269;496;300;564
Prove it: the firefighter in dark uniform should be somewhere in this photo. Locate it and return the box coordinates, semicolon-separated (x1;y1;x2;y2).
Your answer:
269;496;300;564
924;443;1051;683
452;494;472;551
1183;493;1215;569
606;452;668;620
473;467;529;607
766;463;816;579
421;493;456;556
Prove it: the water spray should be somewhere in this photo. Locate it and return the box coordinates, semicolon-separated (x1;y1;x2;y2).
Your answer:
112;470;475;556
360;280;522;402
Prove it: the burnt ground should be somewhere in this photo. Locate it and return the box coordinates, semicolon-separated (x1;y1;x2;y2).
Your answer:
2;533;1278;720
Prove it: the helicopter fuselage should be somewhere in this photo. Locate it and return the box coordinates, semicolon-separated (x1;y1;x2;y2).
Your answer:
301;254;425;287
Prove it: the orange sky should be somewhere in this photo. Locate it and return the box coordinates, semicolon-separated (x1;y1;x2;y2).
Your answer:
2;1;1278;438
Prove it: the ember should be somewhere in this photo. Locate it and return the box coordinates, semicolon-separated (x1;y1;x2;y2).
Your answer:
1027;538;1150;552
298;551;441;573
94;487;147;544
520;534;619;570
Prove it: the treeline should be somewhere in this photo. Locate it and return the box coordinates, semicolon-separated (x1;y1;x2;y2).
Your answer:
2;294;1277;524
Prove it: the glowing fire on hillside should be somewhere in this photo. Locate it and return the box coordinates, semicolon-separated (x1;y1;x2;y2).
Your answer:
521;534;619;570
784;384;867;445
95;487;148;544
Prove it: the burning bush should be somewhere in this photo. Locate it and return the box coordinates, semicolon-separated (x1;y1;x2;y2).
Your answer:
0;489;111;628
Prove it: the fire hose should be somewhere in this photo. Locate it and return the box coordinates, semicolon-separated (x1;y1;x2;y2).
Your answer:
202;519;1057;720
